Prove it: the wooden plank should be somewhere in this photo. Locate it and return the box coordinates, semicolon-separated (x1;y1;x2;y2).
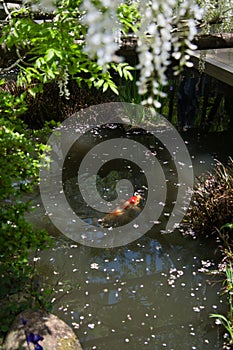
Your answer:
191;49;233;87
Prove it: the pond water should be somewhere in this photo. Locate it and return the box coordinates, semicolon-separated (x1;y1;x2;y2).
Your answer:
30;129;232;350
37;231;223;350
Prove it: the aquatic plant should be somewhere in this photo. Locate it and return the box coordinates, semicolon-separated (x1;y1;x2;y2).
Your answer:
210;262;233;348
186;158;233;237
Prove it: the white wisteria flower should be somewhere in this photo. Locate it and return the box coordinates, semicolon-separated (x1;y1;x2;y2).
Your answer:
136;0;203;107
81;0;204;106
81;0;123;68
57;65;70;99
136;0;176;107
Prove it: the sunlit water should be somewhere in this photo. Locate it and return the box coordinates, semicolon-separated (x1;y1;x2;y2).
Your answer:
29;130;232;350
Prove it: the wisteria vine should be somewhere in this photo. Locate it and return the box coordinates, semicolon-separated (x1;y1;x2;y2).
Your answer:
81;0;204;107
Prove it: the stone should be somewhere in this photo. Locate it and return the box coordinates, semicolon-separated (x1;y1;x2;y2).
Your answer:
3;309;83;350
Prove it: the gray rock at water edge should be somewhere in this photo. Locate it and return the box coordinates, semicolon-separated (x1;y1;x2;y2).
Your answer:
3;309;83;350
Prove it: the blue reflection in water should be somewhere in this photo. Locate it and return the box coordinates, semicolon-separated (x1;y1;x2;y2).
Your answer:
37;230;224;350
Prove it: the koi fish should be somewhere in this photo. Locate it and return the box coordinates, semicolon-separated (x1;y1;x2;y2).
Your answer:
99;194;142;227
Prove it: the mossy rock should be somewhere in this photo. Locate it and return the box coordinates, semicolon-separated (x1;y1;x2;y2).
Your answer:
3;309;82;350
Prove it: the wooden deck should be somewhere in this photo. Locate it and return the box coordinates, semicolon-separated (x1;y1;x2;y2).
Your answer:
191;48;233;87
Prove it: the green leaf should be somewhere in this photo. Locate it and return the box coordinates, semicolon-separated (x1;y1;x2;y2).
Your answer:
94;79;104;89
103;82;109;93
45;48;55;61
109;82;119;95
28;88;37;98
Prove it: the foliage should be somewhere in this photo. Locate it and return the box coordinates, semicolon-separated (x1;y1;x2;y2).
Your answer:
186;158;233;237
0;0;232;108
0;79;120;127
0;0;232;110
0;1;135;99
201;0;233;34
0;84;52;336
210;261;233;348
117;2;141;35
206;223;233;348
0;0;232;340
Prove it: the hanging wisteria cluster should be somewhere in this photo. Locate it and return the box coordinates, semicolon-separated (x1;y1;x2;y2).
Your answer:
81;0;204;107
136;0;176;107
81;0;123;67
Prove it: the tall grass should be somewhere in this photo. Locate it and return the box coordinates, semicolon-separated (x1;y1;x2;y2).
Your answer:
210;261;233;347
186;158;233;237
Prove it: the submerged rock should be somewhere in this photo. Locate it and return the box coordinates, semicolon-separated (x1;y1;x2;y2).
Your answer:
3;309;83;350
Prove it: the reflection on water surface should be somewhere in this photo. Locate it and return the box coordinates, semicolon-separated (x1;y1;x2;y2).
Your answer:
34;131;232;349
37;230;224;350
